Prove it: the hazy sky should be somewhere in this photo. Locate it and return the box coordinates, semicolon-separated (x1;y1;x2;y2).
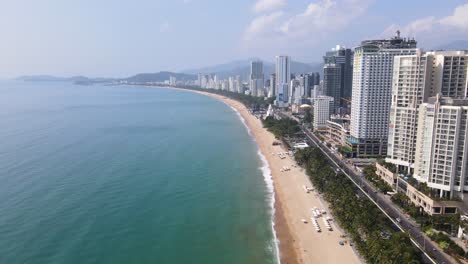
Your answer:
1;0;468;78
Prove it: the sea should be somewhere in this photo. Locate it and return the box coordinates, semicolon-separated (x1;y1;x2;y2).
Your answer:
0;81;279;264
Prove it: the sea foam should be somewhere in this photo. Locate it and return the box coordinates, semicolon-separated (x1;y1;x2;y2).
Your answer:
228;105;281;264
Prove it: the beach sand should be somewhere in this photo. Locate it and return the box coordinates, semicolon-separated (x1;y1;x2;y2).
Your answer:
166;88;362;264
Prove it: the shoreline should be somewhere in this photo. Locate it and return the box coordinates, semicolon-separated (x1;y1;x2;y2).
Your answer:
157;86;361;264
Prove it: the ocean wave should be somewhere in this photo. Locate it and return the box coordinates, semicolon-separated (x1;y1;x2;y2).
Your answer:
228;105;281;264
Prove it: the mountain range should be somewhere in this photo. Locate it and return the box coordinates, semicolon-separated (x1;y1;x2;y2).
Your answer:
124;71;196;83
16;41;468;85
17;59;322;85
183;59;323;80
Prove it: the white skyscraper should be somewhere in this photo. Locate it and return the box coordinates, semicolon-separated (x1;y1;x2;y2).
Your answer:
414;96;468;199
312;96;334;130
386;49;432;173
349;33;417;157
229;77;235;92
387;50;468;173
276;55;291;107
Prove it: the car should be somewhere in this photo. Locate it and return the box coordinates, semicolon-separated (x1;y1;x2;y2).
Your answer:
396;217;401;223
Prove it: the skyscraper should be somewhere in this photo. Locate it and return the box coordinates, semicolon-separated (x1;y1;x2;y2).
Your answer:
250;60;264;97
235;75;241;93
269;73;276;97
323;45;353;113
197;73;203;87
349;32;417;157
312;96;334;130
414;96;468;199
386;50;431;174
387;50;468;173
303;73;320;97
276;55;291;107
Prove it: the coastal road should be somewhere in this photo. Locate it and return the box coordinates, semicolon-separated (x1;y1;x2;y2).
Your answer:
301;125;454;264
277;112;454;264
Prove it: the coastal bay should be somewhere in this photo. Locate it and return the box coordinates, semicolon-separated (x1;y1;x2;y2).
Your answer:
166;87;362;264
0;82;278;264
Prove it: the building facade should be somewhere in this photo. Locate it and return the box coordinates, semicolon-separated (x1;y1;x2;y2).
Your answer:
387;50;468;174
349;32;417;157
325;116;350;147
312;96;334;130
414;96;468;199
250;60;264;97
323;45;353;113
386;50;432;174
276;55;291;107
269;73;276;97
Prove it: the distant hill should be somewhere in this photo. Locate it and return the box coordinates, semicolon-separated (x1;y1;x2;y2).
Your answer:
183;59;323;80
16;72;196;85
123;71;196;83
433;40;468;51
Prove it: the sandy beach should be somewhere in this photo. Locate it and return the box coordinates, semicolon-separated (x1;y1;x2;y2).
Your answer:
166;87;361;264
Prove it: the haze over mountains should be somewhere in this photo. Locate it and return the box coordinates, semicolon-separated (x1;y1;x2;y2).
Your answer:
17;59;322;84
183;59;323;80
15;39;468;84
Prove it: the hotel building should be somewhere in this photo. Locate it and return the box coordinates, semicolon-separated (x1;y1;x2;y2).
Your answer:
348;32;417;158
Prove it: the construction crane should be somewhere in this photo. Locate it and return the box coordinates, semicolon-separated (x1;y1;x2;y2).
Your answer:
341;97;351;104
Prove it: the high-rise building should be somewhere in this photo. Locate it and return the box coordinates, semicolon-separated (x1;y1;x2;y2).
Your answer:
349;32;417;157
290;79;301;104
270;73;276;97
169;76;177;86
228;77;235;92
222;79;229;91
303;73;320;97
414;96;468;199
250;60;264;97
312;96;334;130
312;84;324;98
323;45;353;113
387;50;468;173
432;51;468;98
235;75;242;93
197;73;203;87
387;49;432;173
276;55;291;106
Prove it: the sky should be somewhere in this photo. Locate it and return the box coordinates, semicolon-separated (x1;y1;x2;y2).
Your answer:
1;0;468;78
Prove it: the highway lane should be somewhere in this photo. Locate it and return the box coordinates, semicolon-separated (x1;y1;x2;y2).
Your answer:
301;125;454;264
276;111;454;264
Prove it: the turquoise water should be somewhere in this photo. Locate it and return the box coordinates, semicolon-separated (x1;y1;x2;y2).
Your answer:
0;81;278;264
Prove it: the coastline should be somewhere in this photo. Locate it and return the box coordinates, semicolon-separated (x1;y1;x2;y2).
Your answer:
158;86;361;264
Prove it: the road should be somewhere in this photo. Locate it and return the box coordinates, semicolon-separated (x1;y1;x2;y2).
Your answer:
278;112;455;264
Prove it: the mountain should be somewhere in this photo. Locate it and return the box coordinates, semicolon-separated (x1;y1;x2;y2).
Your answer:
183;59;255;75
16;72;196;85
183;59;323;80
123;71;196;83
433;40;468;51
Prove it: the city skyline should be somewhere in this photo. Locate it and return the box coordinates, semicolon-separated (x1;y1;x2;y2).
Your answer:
1;0;468;79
